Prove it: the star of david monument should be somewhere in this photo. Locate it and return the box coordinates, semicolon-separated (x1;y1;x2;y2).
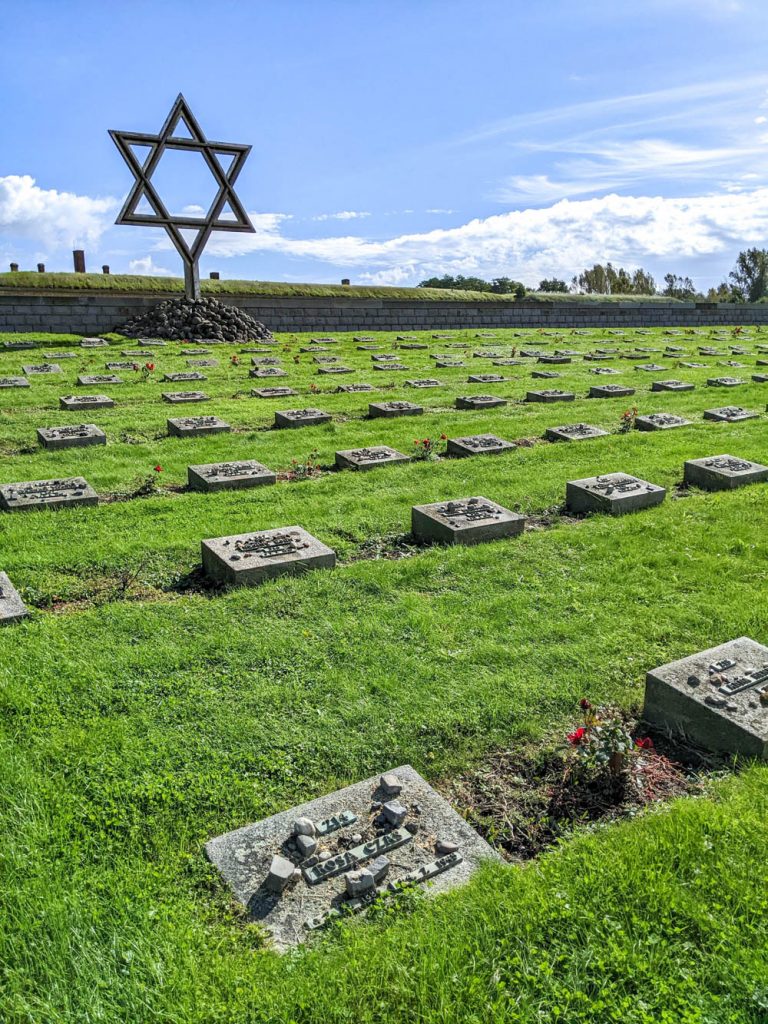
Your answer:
110;94;255;300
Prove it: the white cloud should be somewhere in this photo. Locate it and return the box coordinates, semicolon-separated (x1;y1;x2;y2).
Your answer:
181;203;206;215
312;210;370;221
0;174;117;250
425;208;456;215
201;187;768;287
128;255;171;275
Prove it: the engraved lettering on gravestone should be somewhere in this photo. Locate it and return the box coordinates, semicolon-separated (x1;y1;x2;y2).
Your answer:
704;457;753;472
228;530;308;561
437;498;502;523
302;827;414;885
587;475;650;496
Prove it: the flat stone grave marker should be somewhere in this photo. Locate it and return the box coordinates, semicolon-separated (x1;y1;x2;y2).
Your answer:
122;350;152;357
398;342;428;350
537;355;571;364
80;337;108;348
634;347;661;354
684;455;768;491
520;349;546;358
0;477;98;512
0;376;30;388
664;346;686;354
188;460;276;492
373;363;407;371
757;359;768;367
752;374;768;383
354;336;376;343
3;340;36;349
23;363;61;375
492;359;522;366
634;363;666;372
77;374;123;386
164;371;207;382
274;408;332;428
622;353;647;361
406;379;442;388
722;361;746;368
531;370;561;379
475;332;497;338
310;337;337;344
429;353;453;361
583;354;612;362
412;496;526;545
335;445;410;470
167;415;230;437
588;383;635;398
162;391;210;404
446;342;469;349
205;764;501;950
652;379;694;392
251;386;298;398
137;338;166;346
566;473;666;515
707;377;744;387
187;358;219;367
59;394;115;410
181;348;212;355
526;389;575;403
435;360;464;368
447;434;515;457
318;366;354;375
106;361;141;371
589;367;621;376
455;395;507;410
703;406;759;422
467;374;507;383
36;424;106;449
0;572;29;625
244;346;279;353
432;333;454;339
250;367;288;378
312;355;337;364
336;382;374;393
643;637;768;758
368;400;423;419
372;354;401;362
396;335;419;341
44;351;76;359
473;351;503;359
635;413;691;431
356;345;383;351
699;347;722;355
545;423;608;442
202;526;335;586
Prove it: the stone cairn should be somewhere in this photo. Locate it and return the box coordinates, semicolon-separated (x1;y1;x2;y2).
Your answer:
118;296;273;342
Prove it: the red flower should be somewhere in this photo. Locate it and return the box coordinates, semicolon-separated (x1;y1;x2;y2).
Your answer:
567;727;587;745
145;362;155;371
635;737;654;750
154;465;162;473
579;698;592;710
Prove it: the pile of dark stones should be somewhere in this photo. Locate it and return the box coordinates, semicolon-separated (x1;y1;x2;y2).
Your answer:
118;296;273;342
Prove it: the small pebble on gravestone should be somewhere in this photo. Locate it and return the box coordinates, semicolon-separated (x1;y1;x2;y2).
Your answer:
436;840;460;856
296;834;317;857
380;772;402;796
345;869;376;897
265;855;296;894
293;816;316;837
369;855;390;883
383;800;408;827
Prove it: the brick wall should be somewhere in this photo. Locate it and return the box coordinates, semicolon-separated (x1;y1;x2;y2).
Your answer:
2;289;768;334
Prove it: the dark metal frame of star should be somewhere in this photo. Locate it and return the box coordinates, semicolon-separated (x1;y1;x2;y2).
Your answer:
109;94;255;299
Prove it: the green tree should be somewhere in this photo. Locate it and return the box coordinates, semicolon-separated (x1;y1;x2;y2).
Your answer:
537;278;569;293
729;248;768;302
661;273;697;300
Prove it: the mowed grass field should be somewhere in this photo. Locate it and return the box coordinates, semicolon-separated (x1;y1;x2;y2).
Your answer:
1;322;767;1023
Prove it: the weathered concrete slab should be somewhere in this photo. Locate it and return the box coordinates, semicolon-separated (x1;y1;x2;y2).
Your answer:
161;391;210;403
703;406;759;423
335;383;374;393
526;390;575;403
545;423;609;442
447;434;515;457
0;572;29;625
77;375;123;386
368;401;423;419
0;377;30;388
167;416;231;437
251;386;297;398
467;374;508;384
204;764;502;950
202;527;335;586
589;384;635;398
531;370;561;379
635;413;691;431
164;371;207;382
36;424;106;449
188;460;276;492
643;637;768;758
566;473;666;515
250;367;288;378
80;337;109;348
335;446;410;470
59;394;115;410
405;379;442;388
274;408;331;428
651;380;695;392
23;363;61;375
455;395;507;410
373;363;407;371
707;377;745;388
0;477;98;512
318;366;354;375
412;496;526;545
683;455;768;491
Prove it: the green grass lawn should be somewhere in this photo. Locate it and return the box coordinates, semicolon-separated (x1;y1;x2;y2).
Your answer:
1;323;767;1022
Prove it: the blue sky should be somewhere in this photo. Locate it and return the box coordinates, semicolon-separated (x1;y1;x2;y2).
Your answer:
2;0;768;290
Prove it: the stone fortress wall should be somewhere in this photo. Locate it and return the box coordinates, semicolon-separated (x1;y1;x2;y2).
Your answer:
3;288;768;334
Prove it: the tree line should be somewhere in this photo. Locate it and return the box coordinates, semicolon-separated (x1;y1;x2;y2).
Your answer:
417;248;768;302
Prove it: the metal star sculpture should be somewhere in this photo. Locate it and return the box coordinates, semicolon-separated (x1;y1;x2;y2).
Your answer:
109;94;254;299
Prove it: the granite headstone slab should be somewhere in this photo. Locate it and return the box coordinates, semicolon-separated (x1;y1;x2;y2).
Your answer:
335;446;410;471
683;455;768;491
201;526;336;585
59;394;114;410
446;434;515;457
188;460;276;492
566;473;666;515
643;637;768;758
204;765;502;950
167;416;230;437
0;572;29;625
411;496;526;545
0;477;98;512
36;424;106;449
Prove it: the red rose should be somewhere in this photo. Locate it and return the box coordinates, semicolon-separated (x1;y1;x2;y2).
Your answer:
154;465;162;473
145;362;155;371
567;727;587;745
635;737;654;750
